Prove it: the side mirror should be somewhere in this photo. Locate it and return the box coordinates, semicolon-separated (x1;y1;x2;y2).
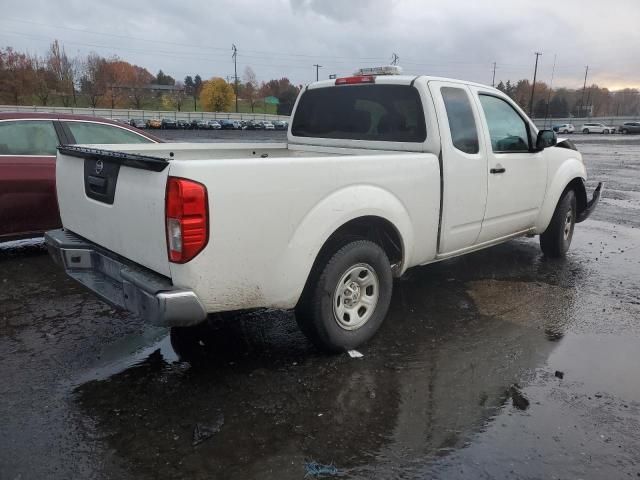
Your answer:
535;129;557;151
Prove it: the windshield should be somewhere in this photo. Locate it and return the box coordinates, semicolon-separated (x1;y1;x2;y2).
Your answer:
291;84;426;142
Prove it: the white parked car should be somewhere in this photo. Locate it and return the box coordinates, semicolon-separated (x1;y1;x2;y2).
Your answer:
580;122;614;134
262;121;275;130
46;69;602;352
553;123;574;134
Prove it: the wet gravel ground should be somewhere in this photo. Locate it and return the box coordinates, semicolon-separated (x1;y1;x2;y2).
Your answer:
2;132;640;479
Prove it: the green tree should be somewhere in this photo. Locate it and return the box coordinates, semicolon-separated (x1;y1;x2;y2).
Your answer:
155;69;175;85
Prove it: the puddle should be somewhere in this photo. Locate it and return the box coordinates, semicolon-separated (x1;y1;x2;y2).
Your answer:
73;328;177;386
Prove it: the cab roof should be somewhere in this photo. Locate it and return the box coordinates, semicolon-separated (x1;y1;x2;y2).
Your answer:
308;75;501;93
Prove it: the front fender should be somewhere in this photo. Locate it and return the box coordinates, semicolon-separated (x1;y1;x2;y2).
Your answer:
535;156;587;233
275;185;414;306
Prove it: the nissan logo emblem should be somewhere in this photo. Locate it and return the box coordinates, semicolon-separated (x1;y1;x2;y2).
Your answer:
95;159;104;175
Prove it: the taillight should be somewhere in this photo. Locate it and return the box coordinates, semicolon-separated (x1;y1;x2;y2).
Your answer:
335;75;375;85
165;177;208;263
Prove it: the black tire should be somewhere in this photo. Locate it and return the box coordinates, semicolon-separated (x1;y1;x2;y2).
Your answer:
622;129;628;134
563;129;569;134
295;239;393;352
604;129;609;134
540;190;576;258
582;128;589;134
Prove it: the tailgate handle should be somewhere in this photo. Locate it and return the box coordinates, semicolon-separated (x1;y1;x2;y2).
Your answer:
87;175;107;194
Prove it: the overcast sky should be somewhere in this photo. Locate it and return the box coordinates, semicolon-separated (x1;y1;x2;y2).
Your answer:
1;0;639;90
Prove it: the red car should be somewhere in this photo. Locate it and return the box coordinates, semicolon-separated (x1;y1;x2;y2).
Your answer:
0;113;161;241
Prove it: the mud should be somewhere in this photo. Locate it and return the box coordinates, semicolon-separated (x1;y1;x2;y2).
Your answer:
1;135;640;479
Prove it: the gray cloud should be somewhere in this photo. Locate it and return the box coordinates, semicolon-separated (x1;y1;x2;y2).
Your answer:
290;0;396;23
0;0;638;89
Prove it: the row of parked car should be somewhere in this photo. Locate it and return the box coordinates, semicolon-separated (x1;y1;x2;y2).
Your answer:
552;121;640;134
128;118;288;131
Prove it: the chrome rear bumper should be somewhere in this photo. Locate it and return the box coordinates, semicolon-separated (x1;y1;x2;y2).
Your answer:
45;229;207;327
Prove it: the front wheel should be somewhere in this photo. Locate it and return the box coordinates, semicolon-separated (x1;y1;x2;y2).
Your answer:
622;129;628;134
604;129;610;134
582;128;589;134
540;190;576;258
563;129;569;134
295;240;393;352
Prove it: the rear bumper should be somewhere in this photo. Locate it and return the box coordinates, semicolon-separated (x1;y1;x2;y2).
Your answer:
576;182;603;223
44;229;207;327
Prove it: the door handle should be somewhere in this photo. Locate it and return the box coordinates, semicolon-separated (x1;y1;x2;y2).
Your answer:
490;167;506;174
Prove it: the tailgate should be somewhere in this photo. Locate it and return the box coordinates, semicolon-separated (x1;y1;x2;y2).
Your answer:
55;145;171;277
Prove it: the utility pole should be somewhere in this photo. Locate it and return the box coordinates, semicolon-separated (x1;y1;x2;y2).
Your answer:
492;62;497;87
313;64;322;81
391;53;400;66
528;52;542;117
578;66;589;117
232;44;238;113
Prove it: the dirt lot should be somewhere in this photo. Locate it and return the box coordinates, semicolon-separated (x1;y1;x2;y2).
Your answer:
1;132;640;479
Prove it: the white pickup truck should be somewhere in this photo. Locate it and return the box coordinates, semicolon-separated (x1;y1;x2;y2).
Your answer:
46;70;602;352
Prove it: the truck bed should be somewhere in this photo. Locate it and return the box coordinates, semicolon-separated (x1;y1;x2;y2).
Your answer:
55;142;440;311
77;142;400;161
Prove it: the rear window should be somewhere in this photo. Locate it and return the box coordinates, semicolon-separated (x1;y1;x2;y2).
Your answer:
291;84;426;142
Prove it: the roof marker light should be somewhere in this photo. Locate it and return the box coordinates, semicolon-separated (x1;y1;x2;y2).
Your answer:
335;75;375;85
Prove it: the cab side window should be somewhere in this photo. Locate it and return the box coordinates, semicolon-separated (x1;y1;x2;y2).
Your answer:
0;120;59;155
441;87;479;154
478;95;530;153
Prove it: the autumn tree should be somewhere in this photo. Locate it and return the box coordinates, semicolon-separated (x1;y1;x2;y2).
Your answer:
161;82;186;111
129;65;154;109
242;66;259;112
548;94;569;117
48;40;77;106
0;47;34;105
199;77;234;112
32;54;57;105
79;53;107;107
259;77;300;115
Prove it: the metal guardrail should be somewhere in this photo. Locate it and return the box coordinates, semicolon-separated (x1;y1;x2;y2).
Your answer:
0;105;290;122
2;105;636;129
532;116;639;129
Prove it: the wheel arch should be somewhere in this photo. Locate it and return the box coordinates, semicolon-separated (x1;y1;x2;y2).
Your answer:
296;215;405;310
535;160;588;234
272;185;413;311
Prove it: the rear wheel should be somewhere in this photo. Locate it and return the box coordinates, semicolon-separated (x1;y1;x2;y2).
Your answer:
604;129;610;134
295;240;393;352
540;190;576;258
562;129;569;134
622;128;629;134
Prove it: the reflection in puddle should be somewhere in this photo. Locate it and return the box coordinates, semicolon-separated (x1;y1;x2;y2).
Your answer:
73;266;580;479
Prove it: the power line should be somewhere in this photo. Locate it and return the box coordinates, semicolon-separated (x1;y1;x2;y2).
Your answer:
529;52;542;116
